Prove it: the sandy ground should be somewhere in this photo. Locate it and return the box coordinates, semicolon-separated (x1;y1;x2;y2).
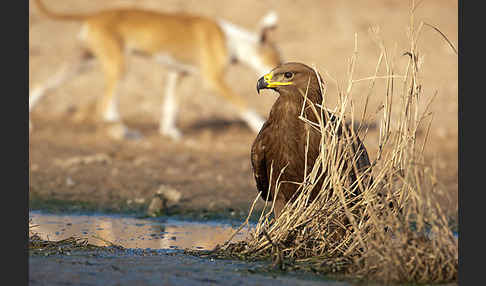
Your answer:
29;0;458;219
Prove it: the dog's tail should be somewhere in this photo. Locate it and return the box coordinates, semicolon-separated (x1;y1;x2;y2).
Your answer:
34;0;88;21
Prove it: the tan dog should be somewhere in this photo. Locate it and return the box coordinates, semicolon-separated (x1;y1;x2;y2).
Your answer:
29;0;282;139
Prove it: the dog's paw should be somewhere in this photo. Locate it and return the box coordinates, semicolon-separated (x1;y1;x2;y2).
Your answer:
160;127;182;141
106;122;142;141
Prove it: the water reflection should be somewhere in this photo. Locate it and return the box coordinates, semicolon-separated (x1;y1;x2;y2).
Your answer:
29;212;248;250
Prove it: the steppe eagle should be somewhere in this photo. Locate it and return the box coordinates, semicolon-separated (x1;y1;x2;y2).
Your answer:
251;62;373;218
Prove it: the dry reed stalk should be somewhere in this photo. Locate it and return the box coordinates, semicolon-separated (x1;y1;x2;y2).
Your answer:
217;0;457;284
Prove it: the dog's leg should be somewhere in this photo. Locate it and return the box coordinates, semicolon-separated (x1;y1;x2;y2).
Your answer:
96;48;124;124
200;36;265;133
86;31;141;140
98;67;142;140
204;71;265;133
159;71;182;140
30;51;94;112
210;78;265;133
29;50;94;131
100;80;121;123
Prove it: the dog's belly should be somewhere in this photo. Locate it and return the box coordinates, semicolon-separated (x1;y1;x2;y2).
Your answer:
127;45;199;74
153;52;199;74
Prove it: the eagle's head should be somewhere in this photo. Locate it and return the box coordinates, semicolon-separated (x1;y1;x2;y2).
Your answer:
256;62;324;97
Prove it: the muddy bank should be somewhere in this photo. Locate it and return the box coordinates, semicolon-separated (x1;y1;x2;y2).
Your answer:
29;248;352;286
28;213;353;285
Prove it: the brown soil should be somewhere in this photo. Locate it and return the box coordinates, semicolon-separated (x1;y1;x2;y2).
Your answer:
29;113;263;215
29;0;458;220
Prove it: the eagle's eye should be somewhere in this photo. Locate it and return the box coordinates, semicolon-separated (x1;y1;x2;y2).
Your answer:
284;72;293;79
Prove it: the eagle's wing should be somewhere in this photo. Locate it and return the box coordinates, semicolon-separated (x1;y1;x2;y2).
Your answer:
250;124;272;201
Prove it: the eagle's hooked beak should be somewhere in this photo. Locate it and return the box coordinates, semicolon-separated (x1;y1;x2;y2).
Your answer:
257;72;293;95
256;76;268;95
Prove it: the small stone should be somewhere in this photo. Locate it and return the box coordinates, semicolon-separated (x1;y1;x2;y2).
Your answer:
156;185;182;207
146;185;183;216
65;177;75;187
146;197;164;217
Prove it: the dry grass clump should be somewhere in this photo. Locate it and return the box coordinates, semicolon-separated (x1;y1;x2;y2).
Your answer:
216;1;457;284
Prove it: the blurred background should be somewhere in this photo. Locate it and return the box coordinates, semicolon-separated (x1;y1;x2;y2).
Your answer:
29;0;458;221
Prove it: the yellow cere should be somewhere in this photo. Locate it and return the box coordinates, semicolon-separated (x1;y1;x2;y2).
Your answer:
264;73;273;81
264;72;293;88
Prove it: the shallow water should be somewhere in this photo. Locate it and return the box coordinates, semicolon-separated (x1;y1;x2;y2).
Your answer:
29;211;249;250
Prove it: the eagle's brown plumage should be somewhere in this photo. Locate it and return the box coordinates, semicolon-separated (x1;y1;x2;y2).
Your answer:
251;62;372;218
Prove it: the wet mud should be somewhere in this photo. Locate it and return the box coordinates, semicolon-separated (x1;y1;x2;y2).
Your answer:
29;212;354;286
29;248;353;286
